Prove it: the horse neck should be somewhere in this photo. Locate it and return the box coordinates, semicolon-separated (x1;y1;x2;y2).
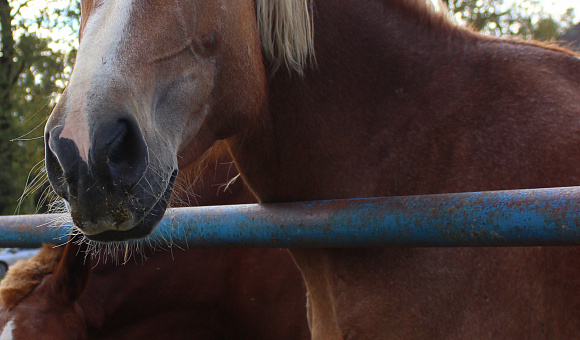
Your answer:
232;0;467;201
233;0;580;202
75;254;165;333
74;260;127;332
77;250;232;337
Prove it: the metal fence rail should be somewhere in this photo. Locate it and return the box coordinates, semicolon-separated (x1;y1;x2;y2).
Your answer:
1;186;580;248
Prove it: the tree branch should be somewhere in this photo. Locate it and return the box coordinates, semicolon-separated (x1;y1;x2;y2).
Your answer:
0;0;16;62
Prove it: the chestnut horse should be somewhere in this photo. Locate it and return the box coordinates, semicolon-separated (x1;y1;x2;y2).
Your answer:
0;244;308;340
0;159;309;339
44;0;580;338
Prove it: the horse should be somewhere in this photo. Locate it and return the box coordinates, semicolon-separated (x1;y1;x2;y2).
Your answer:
43;0;580;338
0;243;309;340
0;159;309;339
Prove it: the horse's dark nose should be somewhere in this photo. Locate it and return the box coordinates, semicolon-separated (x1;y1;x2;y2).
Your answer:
45;117;148;207
89;119;148;188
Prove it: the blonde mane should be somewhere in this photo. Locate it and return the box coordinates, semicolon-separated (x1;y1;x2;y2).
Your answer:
416;0;448;16
0;245;63;308
256;0;315;75
405;0;456;27
254;0;454;75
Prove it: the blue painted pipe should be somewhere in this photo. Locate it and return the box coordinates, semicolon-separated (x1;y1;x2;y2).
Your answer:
1;186;580;248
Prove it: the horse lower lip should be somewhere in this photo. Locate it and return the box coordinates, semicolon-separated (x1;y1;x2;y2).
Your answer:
86;199;168;242
84;194;168;242
81;169;178;242
86;223;154;242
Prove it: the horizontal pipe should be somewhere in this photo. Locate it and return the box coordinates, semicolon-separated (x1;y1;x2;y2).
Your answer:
2;186;580;248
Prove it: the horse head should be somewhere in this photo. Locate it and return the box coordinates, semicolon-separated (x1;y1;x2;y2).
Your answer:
44;0;307;241
0;240;90;339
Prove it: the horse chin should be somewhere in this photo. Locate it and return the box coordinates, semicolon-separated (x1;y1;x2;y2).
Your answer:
83;199;166;242
80;169;177;243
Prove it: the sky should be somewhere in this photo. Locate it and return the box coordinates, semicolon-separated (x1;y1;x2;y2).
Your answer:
538;0;577;18
15;0;79;51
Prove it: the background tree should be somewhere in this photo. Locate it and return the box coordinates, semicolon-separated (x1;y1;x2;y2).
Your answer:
561;23;580;50
0;0;78;215
443;0;576;40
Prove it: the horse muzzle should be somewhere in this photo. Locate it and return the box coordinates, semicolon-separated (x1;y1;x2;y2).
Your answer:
45;116;176;242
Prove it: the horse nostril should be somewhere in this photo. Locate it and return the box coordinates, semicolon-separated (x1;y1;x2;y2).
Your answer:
92;118;148;188
108;121;136;174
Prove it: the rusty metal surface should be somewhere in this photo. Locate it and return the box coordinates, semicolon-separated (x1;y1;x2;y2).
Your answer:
2;186;580;247
0;213;70;247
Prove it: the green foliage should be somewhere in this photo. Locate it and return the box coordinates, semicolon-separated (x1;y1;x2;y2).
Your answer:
0;0;78;215
445;0;576;41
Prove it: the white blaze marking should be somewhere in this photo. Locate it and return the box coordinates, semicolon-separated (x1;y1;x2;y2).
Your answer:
59;0;135;162
0;319;15;340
